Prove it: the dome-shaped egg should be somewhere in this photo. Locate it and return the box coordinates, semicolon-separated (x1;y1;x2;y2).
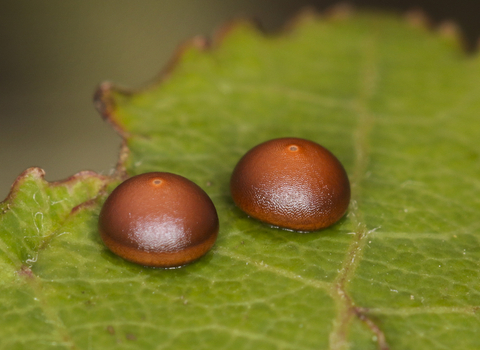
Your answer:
230;137;350;231
99;172;218;267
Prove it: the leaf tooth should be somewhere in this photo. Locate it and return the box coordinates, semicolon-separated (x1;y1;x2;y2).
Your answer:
93;81;130;138
404;8;467;51
404;8;431;30
160;34;210;80
437;20;466;50
211;18;261;46
3;167;46;203
325;3;355;21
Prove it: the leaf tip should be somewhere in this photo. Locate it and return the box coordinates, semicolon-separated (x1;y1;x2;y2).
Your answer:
93;82;131;138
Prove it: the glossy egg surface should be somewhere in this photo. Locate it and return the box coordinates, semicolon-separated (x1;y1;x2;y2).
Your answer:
99;172;218;267
230;137;350;231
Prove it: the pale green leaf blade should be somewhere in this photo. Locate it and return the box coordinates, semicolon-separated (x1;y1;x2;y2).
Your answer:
1;11;480;350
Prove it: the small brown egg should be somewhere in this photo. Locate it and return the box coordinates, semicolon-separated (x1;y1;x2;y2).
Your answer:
98;172;219;267
230;137;350;231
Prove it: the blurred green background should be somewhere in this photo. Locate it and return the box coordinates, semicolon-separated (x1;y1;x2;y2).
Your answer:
1;0;479;200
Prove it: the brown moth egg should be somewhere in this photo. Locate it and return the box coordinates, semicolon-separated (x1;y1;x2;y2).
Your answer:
230;137;350;231
98;172;219;268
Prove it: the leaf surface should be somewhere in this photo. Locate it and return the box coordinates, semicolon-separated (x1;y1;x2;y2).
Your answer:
2;10;480;350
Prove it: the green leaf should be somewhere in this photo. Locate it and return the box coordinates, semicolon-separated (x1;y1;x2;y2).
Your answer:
2;10;480;350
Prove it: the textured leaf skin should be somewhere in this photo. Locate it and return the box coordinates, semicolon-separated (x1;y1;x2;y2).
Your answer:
2;10;480;350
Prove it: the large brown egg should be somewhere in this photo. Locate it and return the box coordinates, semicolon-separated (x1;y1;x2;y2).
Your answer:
230;137;350;231
99;172;218;267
